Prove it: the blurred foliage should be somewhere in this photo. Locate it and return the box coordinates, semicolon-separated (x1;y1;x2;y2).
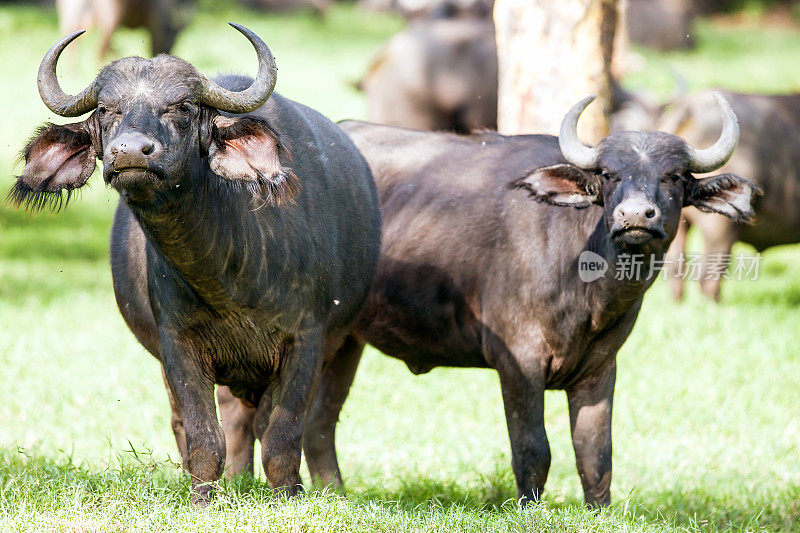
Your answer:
625;17;800;97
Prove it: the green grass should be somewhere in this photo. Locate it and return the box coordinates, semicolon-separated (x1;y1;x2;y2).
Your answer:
627;18;800;97
1;2;799;531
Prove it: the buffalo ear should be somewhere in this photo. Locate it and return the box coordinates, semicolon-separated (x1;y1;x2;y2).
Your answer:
208;115;299;206
513;164;601;208
8;122;97;212
685;173;763;224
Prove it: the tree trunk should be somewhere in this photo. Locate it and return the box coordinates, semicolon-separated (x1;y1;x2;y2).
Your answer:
494;0;620;143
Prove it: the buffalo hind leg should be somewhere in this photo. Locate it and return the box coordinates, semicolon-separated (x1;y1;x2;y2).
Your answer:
303;335;364;488
259;328;325;497
495;349;550;506
218;386;257;478
566;361;616;508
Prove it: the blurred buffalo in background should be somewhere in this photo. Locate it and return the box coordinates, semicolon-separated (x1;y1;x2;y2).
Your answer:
358;0;492;20
608;71;689;133
609;81;670;133
660;90;800;301
361;17;497;132
627;0;695;50
56;0;191;58
237;0;329;15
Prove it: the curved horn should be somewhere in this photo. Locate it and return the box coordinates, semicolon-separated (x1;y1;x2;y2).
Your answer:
686;91;739;173
194;23;278;114
559;95;600;170
38;30;99;117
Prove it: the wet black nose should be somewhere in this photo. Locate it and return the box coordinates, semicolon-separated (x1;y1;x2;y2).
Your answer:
108;133;161;169
613;197;662;228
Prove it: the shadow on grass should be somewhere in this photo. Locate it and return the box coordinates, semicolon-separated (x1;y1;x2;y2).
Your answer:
3;447;796;531
349;468;519;511
350;475;799;531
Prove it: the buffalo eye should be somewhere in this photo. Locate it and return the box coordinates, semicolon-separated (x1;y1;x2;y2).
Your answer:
179;103;192;115
98;105;107;116
600;171;618;182
662;173;683;183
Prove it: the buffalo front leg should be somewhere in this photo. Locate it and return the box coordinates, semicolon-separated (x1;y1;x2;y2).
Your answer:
161;365;188;470
566;361;616;508
495;354;550;506
218;385;257;478
303;335;364;488
161;335;225;506
260;328;325;497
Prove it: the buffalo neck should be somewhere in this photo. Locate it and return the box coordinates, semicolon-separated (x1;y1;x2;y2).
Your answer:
576;210;667;324
126;165;281;311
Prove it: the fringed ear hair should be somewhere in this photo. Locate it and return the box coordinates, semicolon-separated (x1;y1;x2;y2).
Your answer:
514;164;601;208
208;115;299;207
8;122;96;212
685;173;762;224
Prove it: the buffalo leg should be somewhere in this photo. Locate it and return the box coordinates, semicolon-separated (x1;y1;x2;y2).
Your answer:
496;355;550;506
303;335;364;488
566;361;616;508
161;365;188;471
259;328;324;497
697;216;738;302
665;216;690;301
161;336;225;506
218;386;257;478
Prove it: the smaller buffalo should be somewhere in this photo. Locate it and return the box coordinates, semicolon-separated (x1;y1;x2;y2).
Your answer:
361;17;497;133
661;90;800;301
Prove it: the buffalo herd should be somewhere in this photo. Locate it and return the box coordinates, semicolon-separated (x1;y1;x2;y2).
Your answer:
8;2;783;511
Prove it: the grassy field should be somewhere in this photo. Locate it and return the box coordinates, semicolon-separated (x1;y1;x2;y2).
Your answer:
1;2;799;531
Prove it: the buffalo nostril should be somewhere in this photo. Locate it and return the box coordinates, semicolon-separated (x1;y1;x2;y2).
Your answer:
141;143;154;155
645;208;656;219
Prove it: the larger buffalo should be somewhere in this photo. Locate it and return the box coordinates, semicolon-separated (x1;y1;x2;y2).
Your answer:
10;25;381;504
215;94;760;506
660;90;800;301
